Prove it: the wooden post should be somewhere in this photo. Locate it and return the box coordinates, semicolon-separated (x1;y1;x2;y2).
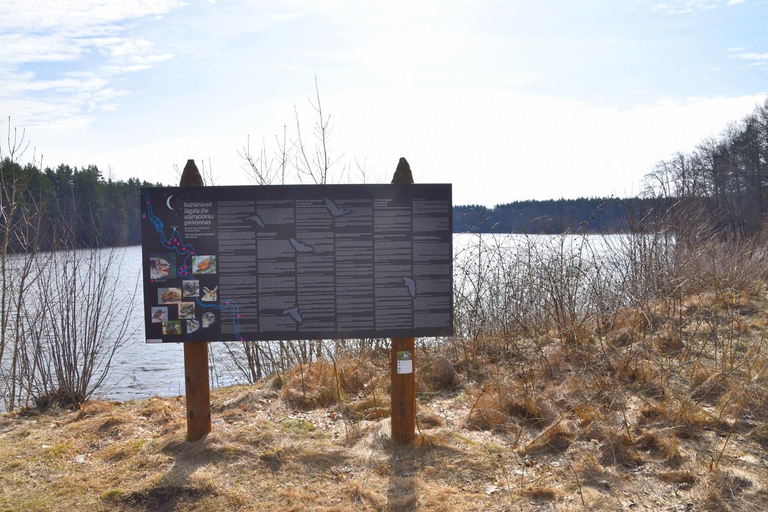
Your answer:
390;157;416;444
180;159;212;441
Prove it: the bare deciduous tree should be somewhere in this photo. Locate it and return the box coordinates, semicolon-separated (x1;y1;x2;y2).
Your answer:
0;119;138;411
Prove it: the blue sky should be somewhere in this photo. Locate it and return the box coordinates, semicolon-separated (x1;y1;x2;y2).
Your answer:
1;0;767;206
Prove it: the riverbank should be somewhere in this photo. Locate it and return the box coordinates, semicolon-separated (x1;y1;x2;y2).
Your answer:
3;283;768;511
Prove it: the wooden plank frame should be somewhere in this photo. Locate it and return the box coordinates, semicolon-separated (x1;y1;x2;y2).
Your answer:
171;157;427;443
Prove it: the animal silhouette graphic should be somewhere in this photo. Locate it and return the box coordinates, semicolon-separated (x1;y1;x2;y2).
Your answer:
290;238;314;253
244;213;265;228
402;276;417;298
282;306;303;324
323;197;351;217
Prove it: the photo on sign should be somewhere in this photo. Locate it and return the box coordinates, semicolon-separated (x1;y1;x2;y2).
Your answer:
158;287;182;303
140;183;454;343
187;319;200;334
202;311;216;328
162;321;181;335
151;307;168;323
192;255;217;275
149;253;175;280
182;280;199;297
201;285;218;302
178;302;196;319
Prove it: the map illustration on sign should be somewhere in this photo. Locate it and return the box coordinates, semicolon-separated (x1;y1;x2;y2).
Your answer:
140;184;453;343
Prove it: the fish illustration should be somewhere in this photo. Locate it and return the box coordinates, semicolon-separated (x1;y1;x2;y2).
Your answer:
244;213;265;228
282;306;303;324
323;197;351;217
402;276;417;298
289;238;314;253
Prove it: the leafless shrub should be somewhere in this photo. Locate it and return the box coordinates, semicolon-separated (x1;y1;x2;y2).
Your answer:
38;245;138;406
0;119;138;410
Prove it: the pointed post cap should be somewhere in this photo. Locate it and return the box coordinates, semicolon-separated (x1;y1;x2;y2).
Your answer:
180;159;204;187
391;157;414;184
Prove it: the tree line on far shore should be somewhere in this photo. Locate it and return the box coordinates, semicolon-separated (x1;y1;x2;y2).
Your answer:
1;155;660;250
453;197;668;234
0;158;160;251
459;98;768;239
3;97;768;250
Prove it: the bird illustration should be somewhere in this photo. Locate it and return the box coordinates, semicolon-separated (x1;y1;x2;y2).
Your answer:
244;213;265;228
323;197;351;217
282;306;303;324
290;238;314;253
402;276;417;298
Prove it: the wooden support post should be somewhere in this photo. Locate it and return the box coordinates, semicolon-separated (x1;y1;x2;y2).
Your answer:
390;157;416;444
180;159;212;441
391;336;416;443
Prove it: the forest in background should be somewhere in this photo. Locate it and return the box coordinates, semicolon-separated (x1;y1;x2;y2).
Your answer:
2;156;659;248
2;97;767;251
453;197;666;234
460;99;768;239
0;158;159;250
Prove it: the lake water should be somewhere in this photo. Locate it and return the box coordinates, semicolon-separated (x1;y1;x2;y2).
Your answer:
3;232;641;406
80;246;191;402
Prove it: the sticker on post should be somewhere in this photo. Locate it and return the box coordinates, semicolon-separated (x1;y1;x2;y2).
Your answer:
397;351;413;374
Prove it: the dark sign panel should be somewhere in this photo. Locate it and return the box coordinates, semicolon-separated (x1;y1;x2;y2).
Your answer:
141;184;453;342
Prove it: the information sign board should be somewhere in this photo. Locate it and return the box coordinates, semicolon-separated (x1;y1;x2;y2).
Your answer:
141;184;453;342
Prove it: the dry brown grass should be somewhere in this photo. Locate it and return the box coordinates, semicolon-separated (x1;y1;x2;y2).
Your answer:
280;356;380;410
522;420;576;455
4;280;768;510
421;355;460;391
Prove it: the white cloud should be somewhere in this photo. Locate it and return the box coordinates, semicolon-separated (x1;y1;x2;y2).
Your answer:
735;52;768;60
2;0;765;207
0;0;184;32
109;39;154;57
0;0;183;129
650;0;720;14
0;69;108;97
0;33;86;63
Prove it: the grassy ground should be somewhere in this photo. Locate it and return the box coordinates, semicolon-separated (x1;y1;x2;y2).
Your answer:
3;287;768;511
